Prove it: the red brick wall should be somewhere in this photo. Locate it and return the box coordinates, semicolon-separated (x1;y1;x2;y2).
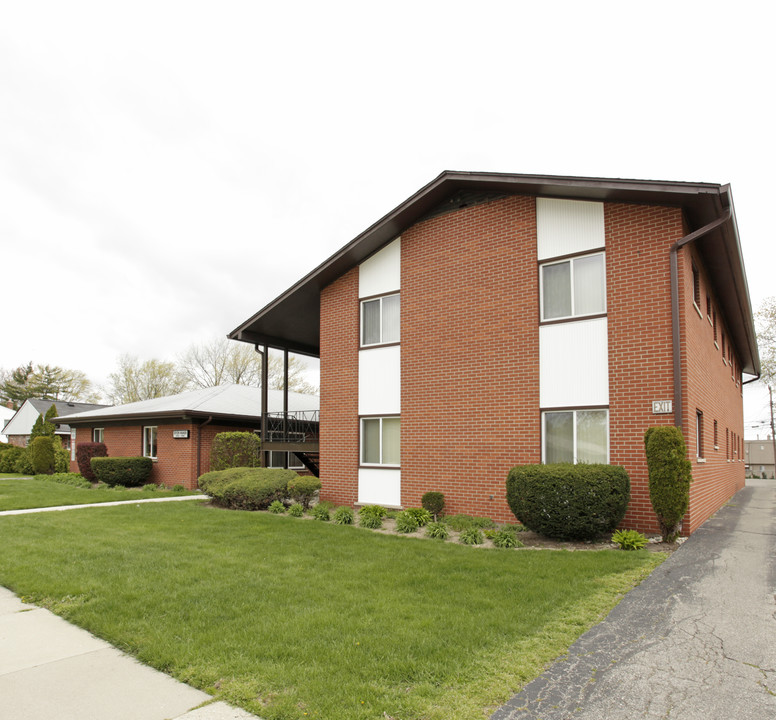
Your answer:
401;196;539;521
606;203;683;533
319;267;360;506
70;420;260;489
679;247;745;533
317;195;748;534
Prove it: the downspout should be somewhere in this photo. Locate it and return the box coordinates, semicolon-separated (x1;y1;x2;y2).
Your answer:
670;208;731;433
196;415;213;482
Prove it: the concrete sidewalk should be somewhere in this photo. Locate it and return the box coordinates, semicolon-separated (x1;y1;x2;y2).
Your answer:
0;493;206;516
493;476;776;720
0;586;261;720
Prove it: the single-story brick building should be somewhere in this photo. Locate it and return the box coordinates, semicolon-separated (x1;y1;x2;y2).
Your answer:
229;171;759;535
58;384;319;489
3;398;108;449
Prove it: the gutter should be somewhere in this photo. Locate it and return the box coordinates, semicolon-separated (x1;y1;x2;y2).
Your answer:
670;208;732;432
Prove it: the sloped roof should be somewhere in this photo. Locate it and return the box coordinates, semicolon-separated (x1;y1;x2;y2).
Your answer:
2;398;109;437
228;170;759;375
57;384;318;424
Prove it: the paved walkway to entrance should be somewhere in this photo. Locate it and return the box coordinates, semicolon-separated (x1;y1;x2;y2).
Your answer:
493;477;776;720
0;493;205;516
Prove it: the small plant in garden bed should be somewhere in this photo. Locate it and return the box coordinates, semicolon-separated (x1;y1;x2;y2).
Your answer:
172;484;185;492
359;505;387;529
333;506;354;525
142;483;158;492
288;503;305;517
268;500;286;514
459;527;484;545
611;529;648;551
425;521;450;540
394;510;419;534
492;528;523;549
405;507;432;526
311;503;331;521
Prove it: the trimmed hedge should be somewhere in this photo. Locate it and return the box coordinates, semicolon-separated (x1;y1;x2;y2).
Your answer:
287;476;321;508
77;442;108;481
506;463;630;541
200;467;298;511
29;436;55;474
90;456;153;487
644;426;693;542
0;446;25;473
210;432;261;471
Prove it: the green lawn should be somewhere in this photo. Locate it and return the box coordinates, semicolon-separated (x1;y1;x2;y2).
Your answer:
0;502;664;720
0;477;200;511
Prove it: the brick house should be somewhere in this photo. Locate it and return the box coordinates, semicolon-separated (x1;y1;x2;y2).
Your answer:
59;384;319;489
229;171;759;534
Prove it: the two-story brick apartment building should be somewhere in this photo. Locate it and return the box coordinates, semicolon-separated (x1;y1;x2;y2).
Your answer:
230;171;759;534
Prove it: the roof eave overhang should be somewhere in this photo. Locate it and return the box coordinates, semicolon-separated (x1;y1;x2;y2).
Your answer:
58;410;263;425
229;171;759;372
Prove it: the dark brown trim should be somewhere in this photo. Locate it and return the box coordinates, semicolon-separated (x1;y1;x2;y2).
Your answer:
358;464;401;470
539;312;608;327
359;290;400;303
358;413;401;419
541;405;610;412
537;246;606;265
360;341;401;350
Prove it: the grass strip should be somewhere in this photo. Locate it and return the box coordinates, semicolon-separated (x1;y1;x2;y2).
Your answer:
0;502;664;719
0;477;199;511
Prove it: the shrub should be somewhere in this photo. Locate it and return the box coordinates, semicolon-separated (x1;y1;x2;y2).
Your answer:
204;468;297;511
288;503;305;517
405;507;432;527
421;491;445;518
76;442;108;481
506;463;630;541
425;521;450;540
644;426;693;542
333;506;354;525
359;505;386;529
471;516;496;529
395;510;420;533
311;503;330;521
492;528;523;549
14;450;34;476
53;436;69;473
172;484;185;492
459;527;484;545
90;456;153;487
210;432;261;471
43;472;91;489
142;483;158;492
0;446;25;473
611;529;648;551
286;476;321;508
268;500;286;514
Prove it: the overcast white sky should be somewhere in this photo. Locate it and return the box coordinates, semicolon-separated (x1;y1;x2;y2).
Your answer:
1;1;774;434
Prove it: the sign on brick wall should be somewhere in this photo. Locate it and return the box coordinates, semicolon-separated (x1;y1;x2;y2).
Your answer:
652;400;673;414
172;430;190;439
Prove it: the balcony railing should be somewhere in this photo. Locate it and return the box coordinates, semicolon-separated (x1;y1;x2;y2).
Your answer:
265;410;320;442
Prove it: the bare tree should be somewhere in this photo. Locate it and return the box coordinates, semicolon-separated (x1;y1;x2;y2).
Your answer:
755;297;776;470
178;339;317;394
104;355;189;405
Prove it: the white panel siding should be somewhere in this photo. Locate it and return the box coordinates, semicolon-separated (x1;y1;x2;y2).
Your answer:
358;468;401;506
540;317;609;408
359;345;401;415
537;198;605;261
359;238;401;298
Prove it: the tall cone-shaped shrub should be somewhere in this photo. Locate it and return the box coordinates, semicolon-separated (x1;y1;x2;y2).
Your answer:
644;426;693;542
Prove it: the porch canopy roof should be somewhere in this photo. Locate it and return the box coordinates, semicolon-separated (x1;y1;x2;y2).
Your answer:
228;170;760;376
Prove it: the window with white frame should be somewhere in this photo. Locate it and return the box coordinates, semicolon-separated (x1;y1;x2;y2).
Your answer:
361;293;400;346
543;409;608;464
93;428;104;443
143;426;158;459
360;416;400;466
540;252;606;321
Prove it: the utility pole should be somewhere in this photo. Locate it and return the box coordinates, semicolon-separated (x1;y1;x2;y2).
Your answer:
770;385;776;481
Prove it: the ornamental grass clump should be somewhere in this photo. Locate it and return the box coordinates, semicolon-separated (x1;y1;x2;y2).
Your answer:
459;527;484;545
492;527;523;549
425;521;450;540
644;426;693;542
405;507;432;527
506;463;630;541
611;529;648;551
333;506;354;525
359;505;387;529
394;510;420;533
268;500;286;514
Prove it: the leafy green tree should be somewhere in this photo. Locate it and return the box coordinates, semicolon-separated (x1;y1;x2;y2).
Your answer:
0;363;98;409
28;415;45;443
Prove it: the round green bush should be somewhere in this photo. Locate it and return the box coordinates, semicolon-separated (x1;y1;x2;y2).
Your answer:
506;463;630;541
286;476;322;508
0;446;24;473
421;491;445;517
90;456;153;487
204;468;296;510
